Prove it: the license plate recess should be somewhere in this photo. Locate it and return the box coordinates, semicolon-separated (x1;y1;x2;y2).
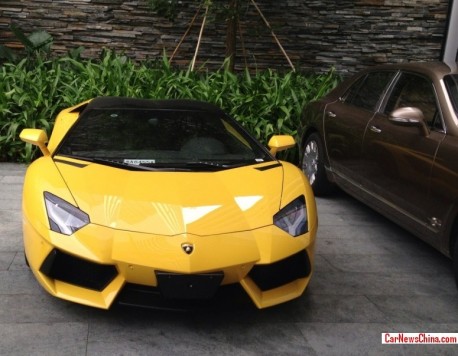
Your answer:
155;271;224;300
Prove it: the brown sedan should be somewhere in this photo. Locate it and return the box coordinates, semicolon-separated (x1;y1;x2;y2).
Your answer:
299;61;458;282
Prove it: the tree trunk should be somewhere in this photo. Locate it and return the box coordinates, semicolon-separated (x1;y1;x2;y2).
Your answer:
225;0;239;72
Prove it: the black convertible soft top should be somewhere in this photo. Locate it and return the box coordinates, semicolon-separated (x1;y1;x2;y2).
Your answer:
81;96;224;114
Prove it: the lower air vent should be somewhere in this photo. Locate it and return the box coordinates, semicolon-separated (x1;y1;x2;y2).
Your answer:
248;250;311;291
40;249;117;291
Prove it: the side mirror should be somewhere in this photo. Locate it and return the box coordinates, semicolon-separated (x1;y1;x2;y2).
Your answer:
268;135;296;156
389;107;429;136
20;129;50;156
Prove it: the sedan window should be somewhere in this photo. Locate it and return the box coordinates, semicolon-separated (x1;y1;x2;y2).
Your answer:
384;73;442;130
344;71;395;111
444;74;458;116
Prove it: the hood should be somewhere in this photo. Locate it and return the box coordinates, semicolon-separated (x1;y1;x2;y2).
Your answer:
55;159;284;236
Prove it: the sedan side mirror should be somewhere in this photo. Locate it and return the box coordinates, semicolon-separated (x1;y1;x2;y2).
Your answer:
268;135;296;156
20;129;50;156
388;107;430;137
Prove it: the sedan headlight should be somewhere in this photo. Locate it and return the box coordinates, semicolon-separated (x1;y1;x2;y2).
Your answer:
274;196;308;237
44;192;90;235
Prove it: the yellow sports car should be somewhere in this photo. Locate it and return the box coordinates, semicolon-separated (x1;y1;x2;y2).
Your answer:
20;97;317;309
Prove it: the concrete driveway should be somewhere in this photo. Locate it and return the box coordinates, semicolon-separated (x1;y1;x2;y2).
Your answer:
1;163;458;355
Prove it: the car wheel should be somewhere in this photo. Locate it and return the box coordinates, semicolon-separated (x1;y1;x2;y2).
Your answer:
24;252;30;268
453;235;458;289
301;133;334;196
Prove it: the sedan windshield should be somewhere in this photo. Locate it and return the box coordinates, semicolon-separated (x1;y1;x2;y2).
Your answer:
56;106;272;170
445;74;458;116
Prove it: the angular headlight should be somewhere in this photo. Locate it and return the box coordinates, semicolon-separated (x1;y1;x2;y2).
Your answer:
274;196;308;237
44;192;89;235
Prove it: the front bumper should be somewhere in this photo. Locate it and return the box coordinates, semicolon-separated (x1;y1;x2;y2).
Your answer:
23;217;316;309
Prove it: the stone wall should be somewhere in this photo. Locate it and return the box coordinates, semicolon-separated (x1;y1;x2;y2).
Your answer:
0;0;451;74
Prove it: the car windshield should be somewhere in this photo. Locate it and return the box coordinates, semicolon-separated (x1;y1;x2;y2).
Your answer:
56;106;272;171
444;74;458;117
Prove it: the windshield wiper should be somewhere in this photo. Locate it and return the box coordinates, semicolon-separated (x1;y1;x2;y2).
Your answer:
94;158;198;171
91;158;149;170
182;160;259;170
58;155;131;169
67;157;180;171
59;154;258;171
135;161;220;171
187;161;225;168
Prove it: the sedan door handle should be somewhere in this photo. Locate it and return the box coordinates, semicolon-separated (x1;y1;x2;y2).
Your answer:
370;125;381;134
327;111;336;118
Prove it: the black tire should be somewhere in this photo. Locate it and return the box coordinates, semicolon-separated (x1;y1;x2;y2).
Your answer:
24;252;30;268
301;133;334;196
453;236;458;289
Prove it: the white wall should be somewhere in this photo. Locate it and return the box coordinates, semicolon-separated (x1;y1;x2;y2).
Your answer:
443;0;458;69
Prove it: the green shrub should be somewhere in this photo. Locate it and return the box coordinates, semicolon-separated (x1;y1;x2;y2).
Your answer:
0;51;339;162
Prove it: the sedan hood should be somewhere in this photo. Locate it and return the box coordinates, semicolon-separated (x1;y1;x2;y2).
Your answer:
55;160;284;235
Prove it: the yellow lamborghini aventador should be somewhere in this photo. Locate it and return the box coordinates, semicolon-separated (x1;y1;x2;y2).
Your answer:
20;97;317;309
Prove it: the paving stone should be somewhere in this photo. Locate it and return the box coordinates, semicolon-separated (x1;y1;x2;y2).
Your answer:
1;164;458;354
0;322;88;356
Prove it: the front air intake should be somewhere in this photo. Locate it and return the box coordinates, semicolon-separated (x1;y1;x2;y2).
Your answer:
40;249;117;291
248;250;311;291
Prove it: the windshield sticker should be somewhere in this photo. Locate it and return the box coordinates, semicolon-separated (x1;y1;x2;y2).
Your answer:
123;159;155;165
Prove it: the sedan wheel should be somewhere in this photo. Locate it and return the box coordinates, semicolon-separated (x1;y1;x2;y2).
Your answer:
301;133;334;195
303;139;319;185
453;234;458;289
